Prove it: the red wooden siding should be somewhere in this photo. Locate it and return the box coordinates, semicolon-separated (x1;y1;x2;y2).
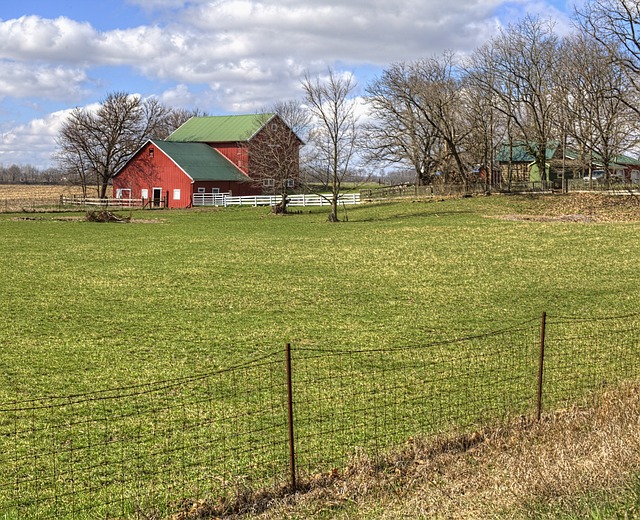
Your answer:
192;180;258;196
208;142;249;174
113;143;193;208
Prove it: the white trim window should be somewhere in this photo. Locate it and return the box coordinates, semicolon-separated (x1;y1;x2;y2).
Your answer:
262;178;275;188
173;189;181;201
286;178;295;188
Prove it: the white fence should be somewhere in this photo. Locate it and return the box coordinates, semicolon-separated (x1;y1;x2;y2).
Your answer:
60;193;361;209
60;196;145;207
192;192;361;207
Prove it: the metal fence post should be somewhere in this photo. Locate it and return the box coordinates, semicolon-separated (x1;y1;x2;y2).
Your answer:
537;311;547;421
285;343;296;491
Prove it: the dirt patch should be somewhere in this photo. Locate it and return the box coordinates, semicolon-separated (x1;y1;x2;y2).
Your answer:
491;193;640;223
12;214;163;224
497;214;596;223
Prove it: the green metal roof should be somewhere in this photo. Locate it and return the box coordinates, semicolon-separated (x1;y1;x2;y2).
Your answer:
611;154;640;166
167;114;274;143
496;142;558;163
497;142;640;168
153;140;249;182
554;148;640;168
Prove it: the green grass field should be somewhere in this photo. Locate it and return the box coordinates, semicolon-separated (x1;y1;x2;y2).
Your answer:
2;195;639;399
1;194;639;518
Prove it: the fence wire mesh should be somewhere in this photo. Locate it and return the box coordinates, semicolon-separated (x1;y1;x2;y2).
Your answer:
290;320;541;475
0;313;638;518
0;353;289;519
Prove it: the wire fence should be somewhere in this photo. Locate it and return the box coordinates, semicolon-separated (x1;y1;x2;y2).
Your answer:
360;180;640;200
1;312;638;518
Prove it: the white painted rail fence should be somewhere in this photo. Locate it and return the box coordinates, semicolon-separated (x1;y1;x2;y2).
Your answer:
192;192;361;207
61;196;143;207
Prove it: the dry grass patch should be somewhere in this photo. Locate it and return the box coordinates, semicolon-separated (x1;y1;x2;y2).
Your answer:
181;383;640;519
494;192;640;223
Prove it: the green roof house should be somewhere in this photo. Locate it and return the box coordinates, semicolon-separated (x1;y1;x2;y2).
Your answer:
496;142;640;183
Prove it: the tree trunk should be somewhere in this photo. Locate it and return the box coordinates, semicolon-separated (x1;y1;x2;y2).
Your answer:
328;196;339;222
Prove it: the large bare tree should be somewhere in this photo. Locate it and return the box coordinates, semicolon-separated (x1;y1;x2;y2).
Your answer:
302;69;359;222
558;33;638;181
403;52;472;183
576;0;640;114
471;16;561;183
363;61;442;185
55;92;186;198
364;52;482;185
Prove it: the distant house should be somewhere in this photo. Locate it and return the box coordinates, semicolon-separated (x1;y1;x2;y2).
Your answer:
496;142;640;183
495;142;560;183
113;113;303;208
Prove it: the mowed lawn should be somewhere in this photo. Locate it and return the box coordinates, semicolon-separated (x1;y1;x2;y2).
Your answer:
1;194;639;402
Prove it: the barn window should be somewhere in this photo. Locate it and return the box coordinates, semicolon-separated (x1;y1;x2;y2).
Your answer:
212;188;220;194
263;178;275;188
141;189;149;199
286;178;295;188
173;189;181;200
197;187;205;193
149;148;154;158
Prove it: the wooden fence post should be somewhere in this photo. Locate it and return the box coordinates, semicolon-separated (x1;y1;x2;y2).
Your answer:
285;343;296;491
537;311;547;421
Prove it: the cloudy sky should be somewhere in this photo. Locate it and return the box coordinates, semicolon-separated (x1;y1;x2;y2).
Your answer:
0;0;575;169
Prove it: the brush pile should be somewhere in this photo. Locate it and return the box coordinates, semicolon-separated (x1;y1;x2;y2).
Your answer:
85;210;130;223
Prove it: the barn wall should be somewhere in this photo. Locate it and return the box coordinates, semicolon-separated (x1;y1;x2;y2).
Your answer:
250;126;301;191
113;143;193;208
208;142;249;174
193;181;261;196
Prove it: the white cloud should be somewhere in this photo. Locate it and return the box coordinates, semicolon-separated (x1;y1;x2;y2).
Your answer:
0;0;576;167
0;16;98;63
0;2;575;106
0;61;89;100
0;110;71;168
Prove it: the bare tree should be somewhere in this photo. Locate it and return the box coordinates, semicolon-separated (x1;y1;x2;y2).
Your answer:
55;92;183;198
249;101;308;214
576;0;640;114
363;61;442;185
364;53;476;185
558;33;638;182
472;16;561;183
302;69;359;222
404;52;472;183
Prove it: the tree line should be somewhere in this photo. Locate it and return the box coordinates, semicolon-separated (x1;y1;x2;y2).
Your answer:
53;1;640;220
363;6;640;187
0;164;65;184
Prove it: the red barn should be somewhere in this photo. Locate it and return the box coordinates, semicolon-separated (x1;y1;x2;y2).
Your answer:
113;113;303;208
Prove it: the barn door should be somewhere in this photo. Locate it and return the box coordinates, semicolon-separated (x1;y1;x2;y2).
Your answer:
152;187;162;207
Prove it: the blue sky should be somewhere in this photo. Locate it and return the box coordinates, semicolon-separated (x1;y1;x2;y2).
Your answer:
0;0;575;168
